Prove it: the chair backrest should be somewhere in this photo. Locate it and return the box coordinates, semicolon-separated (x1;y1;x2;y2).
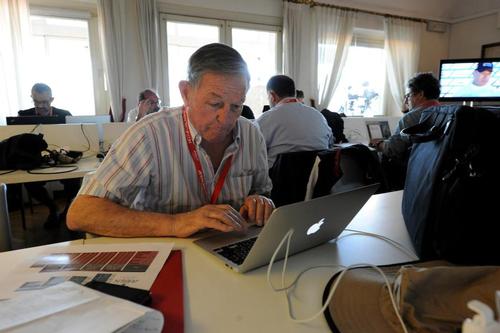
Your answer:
0;183;13;251
269;149;343;207
269;151;318;207
331;144;387;193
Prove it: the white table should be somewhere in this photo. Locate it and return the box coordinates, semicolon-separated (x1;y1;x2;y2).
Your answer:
0;190;415;332
0;157;100;185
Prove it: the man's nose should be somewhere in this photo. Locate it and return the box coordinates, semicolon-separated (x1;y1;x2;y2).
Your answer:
216;106;236;125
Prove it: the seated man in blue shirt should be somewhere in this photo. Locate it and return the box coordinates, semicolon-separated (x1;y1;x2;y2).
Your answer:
256;75;333;168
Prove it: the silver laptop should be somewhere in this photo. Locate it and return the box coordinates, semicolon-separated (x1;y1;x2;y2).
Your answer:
194;184;379;273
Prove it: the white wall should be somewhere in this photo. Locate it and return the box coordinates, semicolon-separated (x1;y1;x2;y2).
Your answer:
448;13;500;58
450;0;500;20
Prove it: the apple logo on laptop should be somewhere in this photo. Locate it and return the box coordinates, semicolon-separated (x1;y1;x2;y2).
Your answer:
307;218;325;235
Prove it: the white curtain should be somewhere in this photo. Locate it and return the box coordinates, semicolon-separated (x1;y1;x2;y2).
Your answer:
283;2;354;109
136;0;160;91
314;7;355;111
384;17;423;112
97;0;160;121
0;0;32;120
97;0;126;121
283;2;315;104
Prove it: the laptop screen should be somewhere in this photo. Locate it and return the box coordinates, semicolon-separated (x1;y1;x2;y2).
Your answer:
6;116;66;125
365;120;391;140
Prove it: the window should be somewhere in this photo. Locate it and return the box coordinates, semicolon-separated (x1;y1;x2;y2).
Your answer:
328;29;385;117
165;17;222;107
29;15;95;116
162;15;282;116
230;24;281;118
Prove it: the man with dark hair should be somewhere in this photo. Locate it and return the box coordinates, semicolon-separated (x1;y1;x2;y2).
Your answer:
373;72;440;157
68;43;274;238
126;89;161;122
18;83;75;229
372;72;440;189
19;83;71;117
296;89;304;103
256;75;333;167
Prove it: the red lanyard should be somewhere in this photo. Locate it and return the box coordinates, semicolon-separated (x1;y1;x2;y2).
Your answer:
182;108;233;204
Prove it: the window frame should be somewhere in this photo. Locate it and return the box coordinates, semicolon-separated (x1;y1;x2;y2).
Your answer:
29;6;107;115
159;13;282;107
329;28;386;117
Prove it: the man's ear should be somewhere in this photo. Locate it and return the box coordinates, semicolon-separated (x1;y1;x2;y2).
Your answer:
269;90;279;105
179;80;191;106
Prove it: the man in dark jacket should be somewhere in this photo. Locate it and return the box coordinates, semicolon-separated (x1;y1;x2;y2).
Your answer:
18;83;77;229
19;83;71;117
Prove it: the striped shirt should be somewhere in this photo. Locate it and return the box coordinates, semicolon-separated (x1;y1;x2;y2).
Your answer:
79;107;272;214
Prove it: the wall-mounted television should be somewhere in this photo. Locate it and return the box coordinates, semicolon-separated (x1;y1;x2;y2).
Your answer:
439;57;500;101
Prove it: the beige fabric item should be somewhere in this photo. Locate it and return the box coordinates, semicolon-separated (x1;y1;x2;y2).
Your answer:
326;261;500;333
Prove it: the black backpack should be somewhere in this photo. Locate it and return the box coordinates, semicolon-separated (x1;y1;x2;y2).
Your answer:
402;105;500;264
0;133;48;170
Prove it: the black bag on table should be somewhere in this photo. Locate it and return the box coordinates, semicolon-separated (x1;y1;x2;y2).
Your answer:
401;105;500;264
0;133;48;170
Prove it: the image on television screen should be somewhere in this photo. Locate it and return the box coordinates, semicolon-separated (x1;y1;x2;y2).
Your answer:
439;58;500;101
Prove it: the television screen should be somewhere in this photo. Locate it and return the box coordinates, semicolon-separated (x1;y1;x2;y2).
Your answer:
439;58;500;101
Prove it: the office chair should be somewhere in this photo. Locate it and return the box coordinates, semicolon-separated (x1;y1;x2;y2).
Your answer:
269;149;343;207
0;183;13;251
331;144;387;193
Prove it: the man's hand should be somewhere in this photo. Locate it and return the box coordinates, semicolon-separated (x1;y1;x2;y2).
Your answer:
369;138;384;151
239;195;275;226
137;100;152;120
173;204;247;237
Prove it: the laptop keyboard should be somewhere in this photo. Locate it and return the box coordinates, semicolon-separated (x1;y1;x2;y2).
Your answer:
214;237;257;265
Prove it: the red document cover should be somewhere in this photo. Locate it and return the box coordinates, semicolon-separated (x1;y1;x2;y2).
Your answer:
150;250;184;333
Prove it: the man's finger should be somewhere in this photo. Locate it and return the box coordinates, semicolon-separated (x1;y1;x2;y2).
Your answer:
264;199;274;222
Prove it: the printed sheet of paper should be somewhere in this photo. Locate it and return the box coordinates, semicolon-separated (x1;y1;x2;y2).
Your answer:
0;243;173;299
0;281;163;333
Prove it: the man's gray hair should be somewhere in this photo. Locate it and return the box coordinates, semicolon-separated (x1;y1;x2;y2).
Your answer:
31;83;52;96
187;43;250;87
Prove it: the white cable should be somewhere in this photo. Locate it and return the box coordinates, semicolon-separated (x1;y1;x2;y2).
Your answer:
341;228;419;260
266;227;415;331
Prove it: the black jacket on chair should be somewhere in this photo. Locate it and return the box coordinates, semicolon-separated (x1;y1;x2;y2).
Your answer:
269;149;342;207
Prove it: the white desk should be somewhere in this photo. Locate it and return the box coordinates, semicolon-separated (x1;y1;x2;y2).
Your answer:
343;116;400;144
0;190;415;332
0;157;100;184
0;122;130;185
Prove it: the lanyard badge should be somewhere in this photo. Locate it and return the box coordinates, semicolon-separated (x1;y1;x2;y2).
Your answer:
182;108;233;204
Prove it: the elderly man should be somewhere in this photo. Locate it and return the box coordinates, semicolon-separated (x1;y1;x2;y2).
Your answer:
126;89;161;122
67;43;274;238
256;75;333;168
